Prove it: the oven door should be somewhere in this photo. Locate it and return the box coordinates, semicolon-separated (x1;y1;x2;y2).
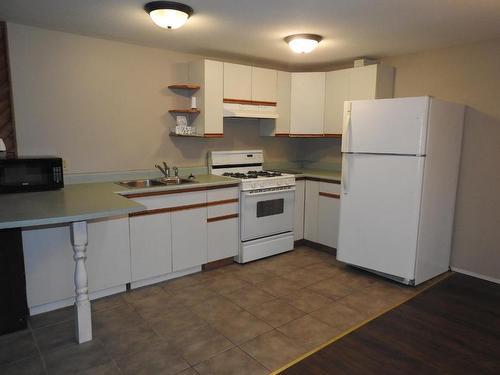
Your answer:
241;187;295;241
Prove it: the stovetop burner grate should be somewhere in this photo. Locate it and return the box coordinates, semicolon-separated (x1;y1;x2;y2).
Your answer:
222;170;283;179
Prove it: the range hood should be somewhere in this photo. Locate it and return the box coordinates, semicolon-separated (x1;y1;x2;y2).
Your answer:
223;102;279;119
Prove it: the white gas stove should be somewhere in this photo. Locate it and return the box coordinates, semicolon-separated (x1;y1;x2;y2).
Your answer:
209;150;295;263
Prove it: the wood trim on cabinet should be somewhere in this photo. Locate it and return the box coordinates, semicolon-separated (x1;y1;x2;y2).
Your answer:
207;213;239;223
306;177;341;184
288;134;325;138
168;84;200;90
323;133;342;138
319;192;340;199
223;98;277;107
206;198;238;207
274;133;290;137
129;198;239;217
203;133;224;138
295;176;306;181
124;183;240;198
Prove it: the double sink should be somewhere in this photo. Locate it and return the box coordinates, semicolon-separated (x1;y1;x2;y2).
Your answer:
118;177;196;189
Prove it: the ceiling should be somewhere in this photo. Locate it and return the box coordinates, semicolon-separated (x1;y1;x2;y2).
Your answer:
1;0;500;70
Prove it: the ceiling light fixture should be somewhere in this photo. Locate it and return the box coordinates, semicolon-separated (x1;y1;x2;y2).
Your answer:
284;34;323;54
144;1;193;30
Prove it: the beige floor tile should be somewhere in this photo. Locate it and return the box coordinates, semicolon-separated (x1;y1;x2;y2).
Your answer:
115;339;189;375
170;284;218;307
306;277;356;300
190;295;243;323
211;311;273;345
176;368;199;375
337;289;397;316
160;275;201;293
304;263;344;279
281;267;334;288
229;267;277;285
131;293;185;323
281;288;333;313
122;285;166;304
309;301;370;331
332;267;379;290
194;347;268;375
170;325;234;366
205;274;252;295
152;308;208;339
240;330;305;371
256;276;301;297
225;287;276;309
246;299;305;328
276;315;342;351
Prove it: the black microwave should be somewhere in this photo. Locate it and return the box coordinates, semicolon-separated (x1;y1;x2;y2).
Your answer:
0;156;64;193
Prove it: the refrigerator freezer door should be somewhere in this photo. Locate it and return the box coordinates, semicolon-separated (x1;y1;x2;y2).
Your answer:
342;97;430;155
338;154;424;280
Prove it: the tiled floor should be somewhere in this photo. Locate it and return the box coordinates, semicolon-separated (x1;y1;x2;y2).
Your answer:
0;246;422;375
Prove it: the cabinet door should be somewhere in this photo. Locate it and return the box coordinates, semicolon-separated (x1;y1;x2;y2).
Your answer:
317;182;341;248
252;67;277;102
304;180;319;242
294;180;305;240
130;212;172;282
207;217;239;262
324;69;351;135
22;216;131;311
290;72;325;135
276;70;291;134
349;65;378;100
172;207;208;271
224;63;251;100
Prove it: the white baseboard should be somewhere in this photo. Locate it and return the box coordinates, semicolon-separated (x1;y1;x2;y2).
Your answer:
30;285;126;316
130;266;202;289
451;267;500;285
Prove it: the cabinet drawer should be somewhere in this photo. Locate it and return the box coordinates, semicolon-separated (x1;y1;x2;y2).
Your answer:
129;191;206;211
208;202;239;218
319;182;341;196
207;187;239;202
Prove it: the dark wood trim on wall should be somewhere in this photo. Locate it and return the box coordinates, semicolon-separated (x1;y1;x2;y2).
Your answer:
204;133;224;138
124;183;239;199
319;192;340;199
206;198;238;207
223;98;277;107
0;22;17;154
207;213;238;223
306;177;341;184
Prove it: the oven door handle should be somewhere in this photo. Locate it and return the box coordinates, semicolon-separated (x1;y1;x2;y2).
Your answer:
242;187;296;197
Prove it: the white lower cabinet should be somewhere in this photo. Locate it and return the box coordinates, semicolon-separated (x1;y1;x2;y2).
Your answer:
304;180;319;242
129;212;172;282
303;179;341;248
294;180;305;240
172;207;208;271
22;216;131;314
317;182;341;248
207;187;239;262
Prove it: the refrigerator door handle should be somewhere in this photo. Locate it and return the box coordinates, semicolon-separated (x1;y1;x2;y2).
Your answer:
342;154;350;194
342;101;352;152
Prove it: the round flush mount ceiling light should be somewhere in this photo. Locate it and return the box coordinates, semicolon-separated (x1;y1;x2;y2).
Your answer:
284;34;323;54
144;1;194;29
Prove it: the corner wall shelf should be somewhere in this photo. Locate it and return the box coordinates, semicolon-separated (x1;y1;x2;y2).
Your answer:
168;84;201;90
168;109;200;114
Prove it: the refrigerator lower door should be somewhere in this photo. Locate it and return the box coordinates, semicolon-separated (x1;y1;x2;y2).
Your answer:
338;153;425;281
342;96;430;155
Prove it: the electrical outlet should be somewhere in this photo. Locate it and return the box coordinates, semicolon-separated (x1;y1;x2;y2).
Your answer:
63;159;69;170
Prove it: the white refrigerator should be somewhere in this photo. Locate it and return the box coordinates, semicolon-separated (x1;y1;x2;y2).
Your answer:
337;96;464;285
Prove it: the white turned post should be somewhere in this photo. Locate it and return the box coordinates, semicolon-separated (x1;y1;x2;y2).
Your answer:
70;221;92;343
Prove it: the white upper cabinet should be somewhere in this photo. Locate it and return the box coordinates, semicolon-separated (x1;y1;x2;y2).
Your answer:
189;59;224;136
224;63;277;103
251;67;277;102
324;64;394;135
290;72;326;135
223;63;252;100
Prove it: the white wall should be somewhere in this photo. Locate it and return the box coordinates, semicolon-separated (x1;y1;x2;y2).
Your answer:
7;23;300;173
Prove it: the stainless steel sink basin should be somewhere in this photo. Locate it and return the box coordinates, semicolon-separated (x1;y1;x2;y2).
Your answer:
117;177;197;189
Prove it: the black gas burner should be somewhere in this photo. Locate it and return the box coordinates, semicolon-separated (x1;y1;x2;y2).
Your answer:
222;170;283;179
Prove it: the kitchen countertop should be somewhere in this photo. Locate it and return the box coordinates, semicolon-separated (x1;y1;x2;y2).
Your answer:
271;168;342;183
0;174;237;229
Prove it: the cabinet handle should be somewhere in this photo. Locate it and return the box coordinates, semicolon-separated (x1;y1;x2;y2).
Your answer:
207;213;239;223
319;192;340;199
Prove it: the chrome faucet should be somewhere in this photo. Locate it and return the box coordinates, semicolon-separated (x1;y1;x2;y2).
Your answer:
155;162;170;178
173;166;179;177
